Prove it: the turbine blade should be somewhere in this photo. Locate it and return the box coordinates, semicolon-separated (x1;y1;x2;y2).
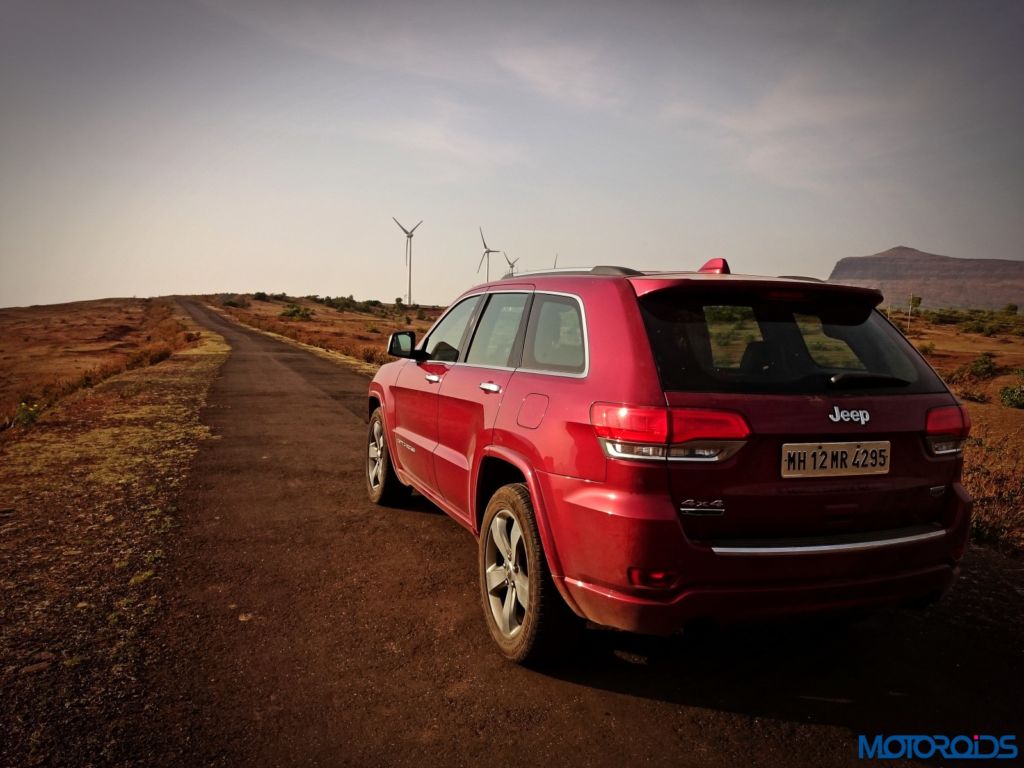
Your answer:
479;226;488;249
410;220;423;233
393;217;410;235
478;252;486;272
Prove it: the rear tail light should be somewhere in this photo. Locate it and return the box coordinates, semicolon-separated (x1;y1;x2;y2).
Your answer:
925;405;971;456
591;403;750;462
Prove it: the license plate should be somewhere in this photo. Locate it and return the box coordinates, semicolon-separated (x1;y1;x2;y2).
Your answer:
781;441;891;478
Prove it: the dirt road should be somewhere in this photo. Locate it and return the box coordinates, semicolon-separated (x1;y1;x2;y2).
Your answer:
155;301;1024;767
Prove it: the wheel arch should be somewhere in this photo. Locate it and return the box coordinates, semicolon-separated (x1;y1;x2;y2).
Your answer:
475;445;582;616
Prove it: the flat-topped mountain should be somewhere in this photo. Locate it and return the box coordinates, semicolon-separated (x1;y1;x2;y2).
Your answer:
828;246;1024;309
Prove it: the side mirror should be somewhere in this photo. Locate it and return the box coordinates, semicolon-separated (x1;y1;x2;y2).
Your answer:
387;331;424;359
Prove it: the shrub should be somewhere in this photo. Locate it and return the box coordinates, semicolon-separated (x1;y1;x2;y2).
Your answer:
279;304;313;320
253;291;269;301
14;401;40;428
416;308;427;321
969;352;998;378
957;388;989;403
951;352;999;382
1000;385;1024;409
917;341;935;355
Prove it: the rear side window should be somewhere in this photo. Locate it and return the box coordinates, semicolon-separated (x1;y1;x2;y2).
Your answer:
639;288;945;395
522;294;586;375
424;295;481;362
466;293;529;367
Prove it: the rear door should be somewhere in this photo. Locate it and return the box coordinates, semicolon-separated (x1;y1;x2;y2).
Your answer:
433;291;530;520
638;285;959;542
391;295;481;492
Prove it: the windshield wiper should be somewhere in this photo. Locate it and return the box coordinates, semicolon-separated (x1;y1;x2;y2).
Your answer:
829;372;911;389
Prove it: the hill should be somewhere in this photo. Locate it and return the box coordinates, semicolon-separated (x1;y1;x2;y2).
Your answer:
828;246;1024;309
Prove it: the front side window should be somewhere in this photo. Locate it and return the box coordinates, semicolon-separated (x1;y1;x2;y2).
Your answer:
424;296;481;362
466;293;529;367
522;294;586;374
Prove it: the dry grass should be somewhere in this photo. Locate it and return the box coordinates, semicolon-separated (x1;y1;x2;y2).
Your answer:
0;298;199;430
212;293;441;369
898;312;1024;554
0;316;229;766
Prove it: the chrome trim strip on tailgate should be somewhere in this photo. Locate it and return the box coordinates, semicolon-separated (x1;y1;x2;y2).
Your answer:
710;528;945;556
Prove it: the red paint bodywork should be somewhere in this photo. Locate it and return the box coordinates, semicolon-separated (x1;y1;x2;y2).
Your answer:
367;271;971;634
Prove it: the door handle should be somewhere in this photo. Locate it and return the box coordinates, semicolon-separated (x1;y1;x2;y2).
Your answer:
424;373;441;383
479;382;501;393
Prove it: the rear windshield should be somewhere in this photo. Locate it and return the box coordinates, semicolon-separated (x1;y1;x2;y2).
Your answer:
639;288;946;395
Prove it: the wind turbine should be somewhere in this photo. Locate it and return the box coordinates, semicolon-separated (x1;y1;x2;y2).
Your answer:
392;217;422;305
478;227;500;282
502;251;519;277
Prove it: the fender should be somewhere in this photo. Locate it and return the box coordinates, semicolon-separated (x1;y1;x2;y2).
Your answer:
478;443;584;617
368;369;412;482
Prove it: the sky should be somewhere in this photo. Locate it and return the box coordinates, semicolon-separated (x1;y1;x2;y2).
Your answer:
1;0;1022;308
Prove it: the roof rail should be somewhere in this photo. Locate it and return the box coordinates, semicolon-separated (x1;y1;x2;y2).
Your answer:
501;265;645;279
590;265;645;276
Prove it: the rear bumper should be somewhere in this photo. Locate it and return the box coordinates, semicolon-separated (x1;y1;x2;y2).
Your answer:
538;470;971;635
559;563;957;635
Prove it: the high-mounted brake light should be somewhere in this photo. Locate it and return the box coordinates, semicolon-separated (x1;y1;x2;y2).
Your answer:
925;405;971;456
591;403;749;462
698;258;731;274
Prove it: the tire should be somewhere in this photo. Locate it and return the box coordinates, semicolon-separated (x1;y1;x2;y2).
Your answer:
478;483;581;664
366;408;410;505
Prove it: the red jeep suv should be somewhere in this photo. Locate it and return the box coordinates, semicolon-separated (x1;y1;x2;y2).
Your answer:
366;261;972;662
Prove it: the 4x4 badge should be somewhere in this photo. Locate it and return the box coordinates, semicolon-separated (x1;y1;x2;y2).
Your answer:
679;499;725;516
828;406;870;425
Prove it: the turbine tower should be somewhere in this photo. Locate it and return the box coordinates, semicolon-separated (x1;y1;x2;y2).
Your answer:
478;227;500;282
392;217;422;305
503;251;519;277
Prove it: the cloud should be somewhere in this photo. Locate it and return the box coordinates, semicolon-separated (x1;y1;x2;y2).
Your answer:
359;99;524;183
493;42;620;108
664;73;911;191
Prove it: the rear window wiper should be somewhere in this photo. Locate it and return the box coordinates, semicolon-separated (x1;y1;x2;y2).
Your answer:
829;372;911;389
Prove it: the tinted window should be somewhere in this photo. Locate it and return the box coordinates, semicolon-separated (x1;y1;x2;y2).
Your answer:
466;293;528;367
424;296;480;362
639;288;944;394
523;294;585;374
705;305;763;368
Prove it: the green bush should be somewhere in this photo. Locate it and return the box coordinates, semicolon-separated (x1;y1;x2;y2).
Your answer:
279;304;313;320
917;341;936;355
253;291;269;301
1000;385;1024;409
14;401;40;428
968;352;999;378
